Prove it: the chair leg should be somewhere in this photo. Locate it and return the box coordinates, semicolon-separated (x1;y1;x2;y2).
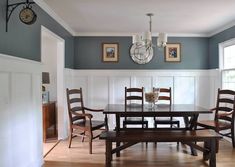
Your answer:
82;131;85;142
177;122;180;146
154;123;157;146
215;129;219;153
89;130;93;154
231;127;235;148
146;123;148;146
68;130;73;148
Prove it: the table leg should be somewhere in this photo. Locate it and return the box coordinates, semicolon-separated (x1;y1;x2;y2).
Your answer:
116;114;120;157
184;114;199;156
105;114;109;130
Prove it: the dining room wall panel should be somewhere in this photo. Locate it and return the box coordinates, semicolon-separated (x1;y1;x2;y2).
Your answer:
64;69;219;127
111;77;131;104
195;76;213;120
89;76;109;120
135;76;152;93
0;54;42;167
174;77;195;104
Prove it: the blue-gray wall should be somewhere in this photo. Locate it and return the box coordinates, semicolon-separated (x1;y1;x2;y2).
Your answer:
74;37;209;69
209;26;235;69
0;0;74;68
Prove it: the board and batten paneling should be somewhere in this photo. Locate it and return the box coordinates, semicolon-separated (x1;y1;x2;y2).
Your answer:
65;69;219;129
0;54;43;167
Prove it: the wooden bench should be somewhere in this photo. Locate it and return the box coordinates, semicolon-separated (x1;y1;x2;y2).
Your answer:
100;130;222;167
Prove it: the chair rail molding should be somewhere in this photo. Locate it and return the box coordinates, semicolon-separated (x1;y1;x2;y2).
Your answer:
0;53;43;167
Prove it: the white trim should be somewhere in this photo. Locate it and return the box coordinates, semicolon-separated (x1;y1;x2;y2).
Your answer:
41;26;64;42
34;0;76;36
218;38;235;89
218;38;235;69
0;53;41;65
208;20;235;37
75;32;208;37
41;26;66;139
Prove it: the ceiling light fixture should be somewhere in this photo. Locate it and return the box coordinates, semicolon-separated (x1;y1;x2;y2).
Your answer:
130;13;168;64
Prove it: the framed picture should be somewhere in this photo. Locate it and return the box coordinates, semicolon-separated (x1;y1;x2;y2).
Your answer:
102;43;119;62
165;43;181;62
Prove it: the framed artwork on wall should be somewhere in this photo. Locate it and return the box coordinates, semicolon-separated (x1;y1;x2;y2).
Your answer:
102;43;119;62
165;43;181;62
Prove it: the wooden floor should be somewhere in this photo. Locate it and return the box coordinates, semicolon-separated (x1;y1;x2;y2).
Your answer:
43;138;235;167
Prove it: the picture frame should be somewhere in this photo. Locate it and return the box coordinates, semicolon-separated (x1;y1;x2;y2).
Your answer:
102;43;119;62
165;43;181;62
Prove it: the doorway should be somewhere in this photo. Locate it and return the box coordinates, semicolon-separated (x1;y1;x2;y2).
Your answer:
41;26;65;157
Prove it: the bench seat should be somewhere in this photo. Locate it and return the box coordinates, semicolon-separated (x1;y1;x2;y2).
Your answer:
100;129;221;142
100;130;222;167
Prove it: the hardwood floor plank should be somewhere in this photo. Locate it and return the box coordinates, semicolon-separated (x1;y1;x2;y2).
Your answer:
43;138;235;167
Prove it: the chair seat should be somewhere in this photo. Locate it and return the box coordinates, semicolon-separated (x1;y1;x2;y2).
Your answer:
155;118;180;124
197;120;232;130
73;120;106;130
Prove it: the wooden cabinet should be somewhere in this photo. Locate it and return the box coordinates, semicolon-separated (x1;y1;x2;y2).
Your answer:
42;101;57;142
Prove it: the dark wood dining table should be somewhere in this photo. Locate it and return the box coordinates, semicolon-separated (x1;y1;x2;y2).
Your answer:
104;104;211;130
103;103;212;155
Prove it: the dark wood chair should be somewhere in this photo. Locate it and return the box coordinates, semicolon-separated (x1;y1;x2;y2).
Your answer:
66;88;108;154
197;88;235;150
154;87;180;128
123;87;148;128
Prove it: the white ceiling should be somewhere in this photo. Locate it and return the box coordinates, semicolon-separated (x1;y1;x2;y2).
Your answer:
43;0;235;37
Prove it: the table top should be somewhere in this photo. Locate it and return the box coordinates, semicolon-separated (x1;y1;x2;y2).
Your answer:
103;104;211;116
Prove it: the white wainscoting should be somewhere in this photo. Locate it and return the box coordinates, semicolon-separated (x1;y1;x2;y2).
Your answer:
64;69;220;129
0;54;43;167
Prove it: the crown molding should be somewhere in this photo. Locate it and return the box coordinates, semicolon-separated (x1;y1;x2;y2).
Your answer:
208;20;235;37
75;32;208;37
34;0;76;36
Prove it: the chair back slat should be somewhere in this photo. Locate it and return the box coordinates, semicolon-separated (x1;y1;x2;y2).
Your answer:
158;96;171;101
218;98;234;104
217;106;233;112
126;96;143;100
69;98;82;104
71;107;83;112
159;88;171;93
67;89;82;94
126;88;143;93
219;89;235;95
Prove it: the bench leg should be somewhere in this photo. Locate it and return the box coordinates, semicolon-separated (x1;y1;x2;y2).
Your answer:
116;142;120;157
190;144;198;156
203;141;210;161
106;140;112;167
209;139;216;167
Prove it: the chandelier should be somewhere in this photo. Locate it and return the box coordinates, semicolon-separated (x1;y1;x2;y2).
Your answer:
130;13;168;64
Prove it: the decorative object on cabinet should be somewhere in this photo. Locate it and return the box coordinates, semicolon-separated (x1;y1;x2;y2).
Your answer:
42;101;57;142
165;43;181;62
6;0;37;32
42;72;50;103
102;43;119;62
130;13;168;64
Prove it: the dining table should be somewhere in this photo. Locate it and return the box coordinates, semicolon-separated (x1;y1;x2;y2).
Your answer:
103;103;212;156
